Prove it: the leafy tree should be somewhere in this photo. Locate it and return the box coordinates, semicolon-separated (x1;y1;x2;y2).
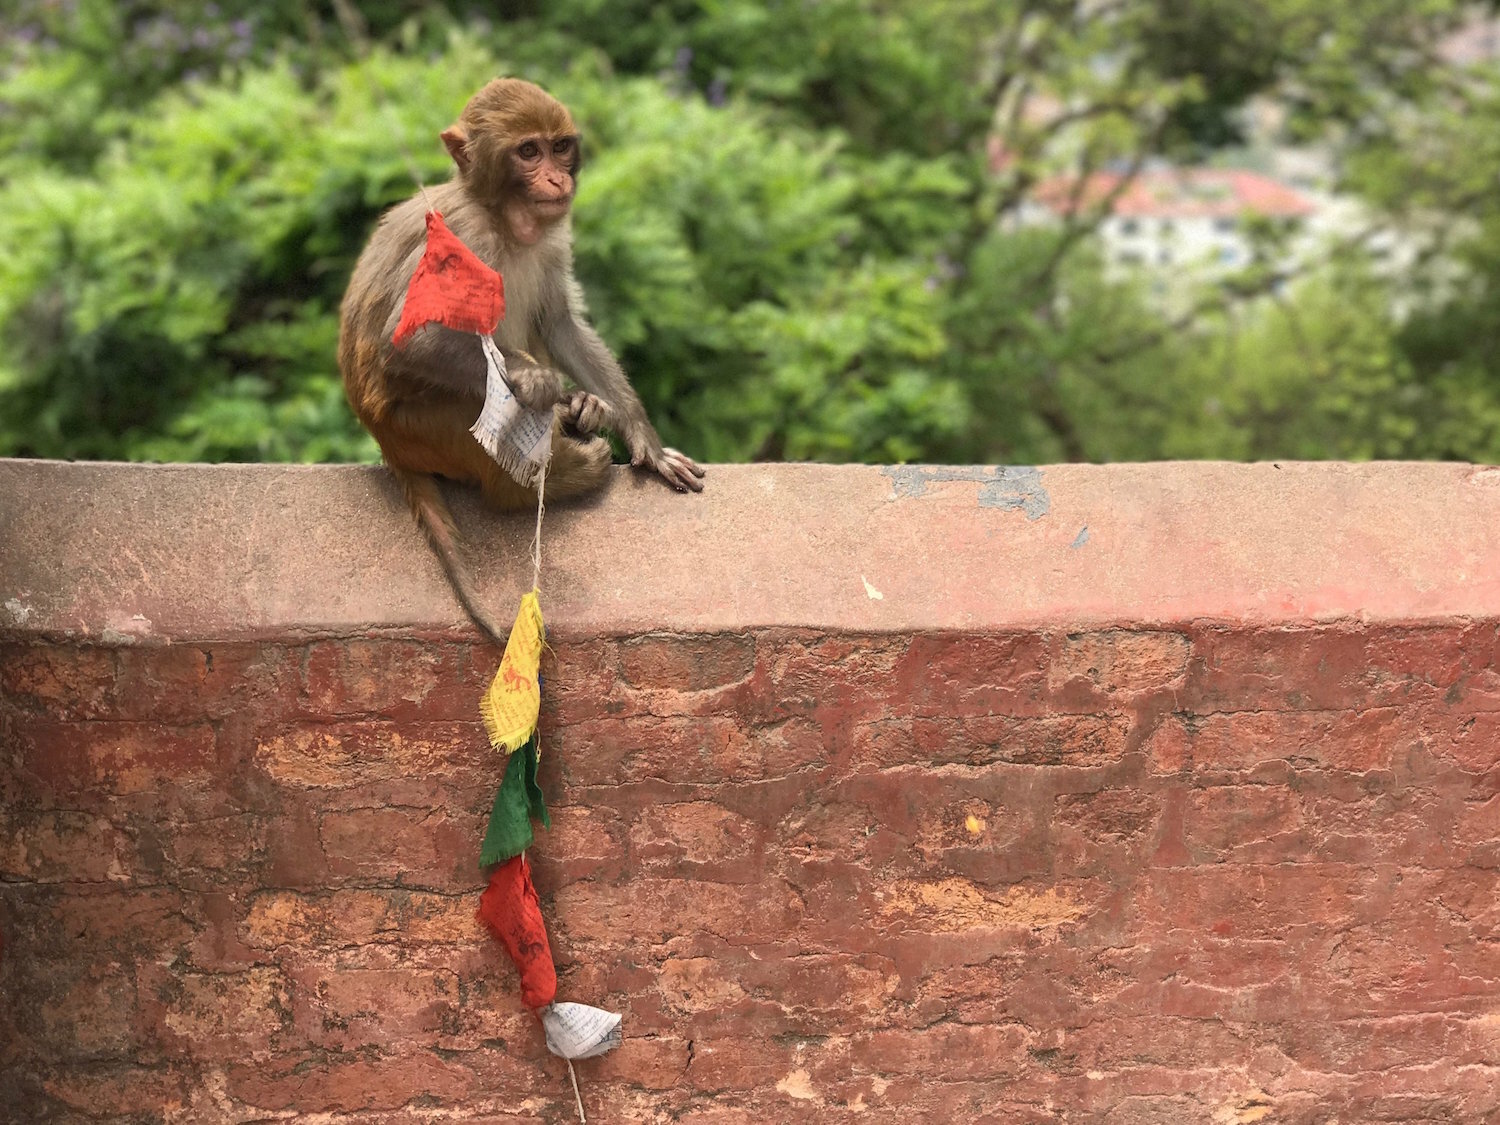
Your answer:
0;0;1494;466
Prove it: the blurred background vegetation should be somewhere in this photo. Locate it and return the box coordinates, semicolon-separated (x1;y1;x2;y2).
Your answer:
2;0;1499;465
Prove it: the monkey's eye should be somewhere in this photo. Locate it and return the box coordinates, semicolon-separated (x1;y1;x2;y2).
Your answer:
518;141;540;160
553;137;575;156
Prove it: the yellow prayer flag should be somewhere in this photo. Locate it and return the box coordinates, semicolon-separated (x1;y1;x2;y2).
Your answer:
480;591;544;754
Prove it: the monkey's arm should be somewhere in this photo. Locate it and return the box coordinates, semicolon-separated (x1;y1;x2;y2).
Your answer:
378;304;564;412
542;288;705;492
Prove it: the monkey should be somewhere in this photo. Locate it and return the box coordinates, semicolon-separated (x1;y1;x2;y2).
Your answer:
338;77;704;642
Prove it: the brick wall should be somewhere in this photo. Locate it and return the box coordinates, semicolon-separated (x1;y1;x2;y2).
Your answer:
3;460;1499;1123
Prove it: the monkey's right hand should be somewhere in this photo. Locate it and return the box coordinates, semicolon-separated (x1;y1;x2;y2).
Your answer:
562;390;613;435
504;354;565;412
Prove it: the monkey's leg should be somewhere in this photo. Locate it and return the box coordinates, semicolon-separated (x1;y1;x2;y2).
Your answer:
376;397;611;509
542;419;614;500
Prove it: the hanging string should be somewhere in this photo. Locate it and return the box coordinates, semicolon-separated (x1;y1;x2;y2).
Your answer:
567;1058;586;1123
531;456;548;594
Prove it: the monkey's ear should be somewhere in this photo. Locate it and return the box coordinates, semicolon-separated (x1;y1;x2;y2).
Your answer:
440;125;471;173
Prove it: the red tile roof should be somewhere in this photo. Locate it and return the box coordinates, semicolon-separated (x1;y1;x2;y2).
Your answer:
1033;168;1315;219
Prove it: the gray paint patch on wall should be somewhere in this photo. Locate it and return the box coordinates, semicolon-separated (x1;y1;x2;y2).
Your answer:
882;465;1050;520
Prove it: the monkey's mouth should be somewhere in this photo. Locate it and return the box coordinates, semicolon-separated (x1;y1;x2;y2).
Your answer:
533;197;572;215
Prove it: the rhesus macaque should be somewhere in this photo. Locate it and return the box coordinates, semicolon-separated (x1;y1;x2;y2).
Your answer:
339;78;704;640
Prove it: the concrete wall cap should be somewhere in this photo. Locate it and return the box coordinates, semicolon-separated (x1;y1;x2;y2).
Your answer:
3;458;1498;642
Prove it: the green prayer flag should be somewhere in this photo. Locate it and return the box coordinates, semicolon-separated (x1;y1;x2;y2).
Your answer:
479;736;550;867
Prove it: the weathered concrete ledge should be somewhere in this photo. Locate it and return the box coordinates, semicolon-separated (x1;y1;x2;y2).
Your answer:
3;459;1499;640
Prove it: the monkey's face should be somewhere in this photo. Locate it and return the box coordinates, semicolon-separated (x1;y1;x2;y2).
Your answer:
441;79;583;240
510;134;579;220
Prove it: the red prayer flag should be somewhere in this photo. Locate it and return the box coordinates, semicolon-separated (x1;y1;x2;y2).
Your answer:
392;211;505;347
477;853;558;1011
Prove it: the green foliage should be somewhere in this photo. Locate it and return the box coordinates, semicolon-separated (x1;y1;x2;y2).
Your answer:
0;42;502;460
0;0;1496;466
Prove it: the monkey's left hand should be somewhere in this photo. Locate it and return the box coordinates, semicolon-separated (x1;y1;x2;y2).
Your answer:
629;434;706;494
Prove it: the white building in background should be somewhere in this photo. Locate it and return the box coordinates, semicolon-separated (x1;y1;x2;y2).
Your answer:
1018;167;1317;280
1440;11;1500;66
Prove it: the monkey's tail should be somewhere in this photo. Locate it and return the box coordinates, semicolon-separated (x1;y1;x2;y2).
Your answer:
391;466;510;647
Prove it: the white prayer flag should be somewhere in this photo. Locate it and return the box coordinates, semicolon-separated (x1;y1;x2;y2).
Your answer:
470;335;554;487
541;1002;623;1060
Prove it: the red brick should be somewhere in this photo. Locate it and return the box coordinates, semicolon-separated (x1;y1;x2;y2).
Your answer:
1047;630;1190;704
774;797;887;867
1184;627;1370;712
679;1035;801;1092
552;715;762;787
1335;1063;1500;1122
32;1065;192;1119
8;610;1500;1120
845;1023;1030;1081
750;953;901;1032
658;956;752;1015
658;950;900;1037
1135;865;1399;945
299;639;474;720
748;634;909;725
112;642;297;721
1177;785;1305;862
909;713;1131;768
1057;1016;1262;1073
1292;786;1457;867
224;1048;481;1113
155;813;266;884
1360;624;1493;705
0;809;133;883
288;963;460;1049
1146;707;1437;776
1051;788;1163;874
1271;1013;1499;1074
871;876;1105;940
672;1108;763;1125
629;802;764;882
253;721;487;789
591;1034;692;1089
813;767;1051;883
618;633;756;691
1449;711;1500;772
908;950;1106;1028
0;644;117;719
539;637;621;721
16;720;218;805
551;879;803;946
319;806;480;885
895;633;1051;718
240;889;481;950
138;965;289;1057
31;964;141;1059
1145;715;1192;773
527;804;628;885
2;887;193;967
